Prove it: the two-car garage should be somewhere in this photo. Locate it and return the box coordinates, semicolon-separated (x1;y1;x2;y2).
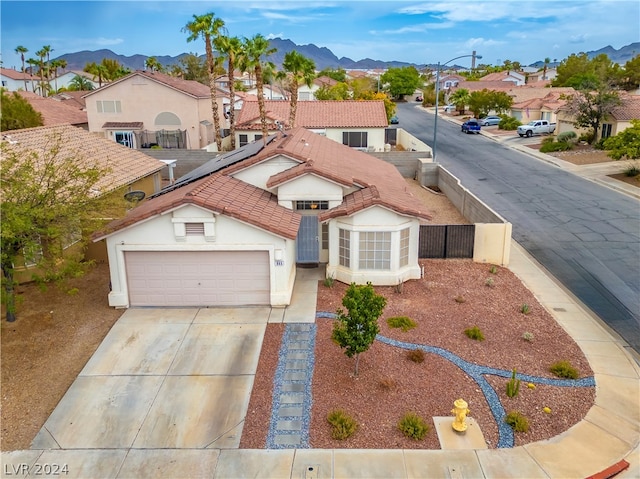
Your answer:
124;251;270;307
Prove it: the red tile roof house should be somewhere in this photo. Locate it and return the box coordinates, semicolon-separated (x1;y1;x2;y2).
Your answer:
93;127;432;308
15;91;88;128
0;67;38;92
83;70;228;151
235;99;390;152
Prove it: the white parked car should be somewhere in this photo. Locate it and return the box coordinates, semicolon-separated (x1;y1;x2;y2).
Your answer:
443;104;456;113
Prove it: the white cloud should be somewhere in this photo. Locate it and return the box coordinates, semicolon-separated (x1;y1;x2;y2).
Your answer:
266;32;285;40
94;37;124;46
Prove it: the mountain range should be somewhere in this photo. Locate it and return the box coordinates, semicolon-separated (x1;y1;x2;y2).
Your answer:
54;39;639;72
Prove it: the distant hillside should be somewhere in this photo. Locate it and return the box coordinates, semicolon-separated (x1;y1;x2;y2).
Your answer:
55;40;640;72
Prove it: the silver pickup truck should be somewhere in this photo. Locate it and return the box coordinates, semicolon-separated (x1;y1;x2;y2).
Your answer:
517;120;556;137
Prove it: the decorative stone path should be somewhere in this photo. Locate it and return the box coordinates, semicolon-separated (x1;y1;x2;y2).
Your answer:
266;323;316;449
267;314;595;449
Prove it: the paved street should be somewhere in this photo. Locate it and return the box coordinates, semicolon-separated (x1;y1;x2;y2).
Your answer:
396;102;640;354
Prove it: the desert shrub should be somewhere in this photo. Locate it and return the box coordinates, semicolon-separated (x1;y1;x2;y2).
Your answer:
485;277;495;287
323;275;335;288
549;360;579;379
379;377;396;390
407;349;425;363
522;331;534;342
623;162;640;177
464;325;485;341
505;411;529;432
327;409;358;440
398;412;430;440
520;303;531;315
540;137;573;152
506;369;521;398
387;316;417;331
557;131;577;143
579;132;595;144
489;265;498;274
499;116;521;130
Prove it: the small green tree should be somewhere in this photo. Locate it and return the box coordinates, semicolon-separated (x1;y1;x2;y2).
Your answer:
380;66;421;99
332;282;387;376
603;119;640;160
449;88;470;114
0;90;44;131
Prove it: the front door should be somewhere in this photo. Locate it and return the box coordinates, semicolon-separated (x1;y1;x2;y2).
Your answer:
296;216;319;264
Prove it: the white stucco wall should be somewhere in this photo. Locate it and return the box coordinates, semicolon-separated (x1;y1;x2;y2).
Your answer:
103;204;296;308
325;205;422;286
231;155;300;191
324;127;387;152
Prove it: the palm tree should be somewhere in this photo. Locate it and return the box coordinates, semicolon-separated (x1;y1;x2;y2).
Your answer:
214;35;243;150
543;57;551;80
83;62;108;87
25;58;39;92
240;34;276;145
69;74;94;91
35;48;47;96
183;12;225;152
50;59;66;92
14;46;28;90
278;51;316;128
449;88;470;114
145;56;164;72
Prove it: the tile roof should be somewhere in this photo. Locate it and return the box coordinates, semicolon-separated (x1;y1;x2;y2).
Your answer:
611;94;640;121
95;127;431;241
83;70;212;99
51;91;88;109
0;67;36;81
14;91;88;126
95;174;301;240
236;100;389;129
512;91;568;111
1;124;166;194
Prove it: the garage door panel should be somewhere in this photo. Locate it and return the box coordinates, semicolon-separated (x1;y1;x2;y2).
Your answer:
125;251;270;307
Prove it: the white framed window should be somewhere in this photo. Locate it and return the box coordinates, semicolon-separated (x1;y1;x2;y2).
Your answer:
339;228;350;267
359;231;391;270
96;100;122;113
399;228;410;267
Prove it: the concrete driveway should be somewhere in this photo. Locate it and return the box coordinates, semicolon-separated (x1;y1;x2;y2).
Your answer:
32;307;280;450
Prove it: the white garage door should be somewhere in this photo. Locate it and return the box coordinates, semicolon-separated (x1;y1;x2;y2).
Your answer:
125;251;270;307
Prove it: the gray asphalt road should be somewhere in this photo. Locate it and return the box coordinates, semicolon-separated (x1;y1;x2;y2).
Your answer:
395;102;640;354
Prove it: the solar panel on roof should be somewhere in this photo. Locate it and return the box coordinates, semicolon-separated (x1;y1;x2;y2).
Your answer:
150;134;277;197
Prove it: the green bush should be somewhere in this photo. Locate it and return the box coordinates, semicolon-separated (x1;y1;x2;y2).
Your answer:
540;137;573;152
520;303;531;315
489;265;498;274
505;411;529;432
623;162;640;177
407;349;425;363
522;331;535;342
557;131;577;143
506;369;521;398
387;316;417;331
464;325;485;341
327;409;358;440
499;116;521;131
579;132;595;144
323;275;335;288
398;412;430;440
549;360;579;379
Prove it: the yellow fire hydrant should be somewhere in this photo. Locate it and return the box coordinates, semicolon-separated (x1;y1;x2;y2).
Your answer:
451;398;470;432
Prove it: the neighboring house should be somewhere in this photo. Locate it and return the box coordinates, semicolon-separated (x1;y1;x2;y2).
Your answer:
2;124;166;281
297;76;339;101
479;71;526;87
527;68;557;83
245;83;288;100
15;91;88;128
54;70;100;91
555;93;640;141
235;100;389;151
51;91;89;110
0;67;37;92
435;74;466;91
94;126;432;309
510;90;568;124
83;70;225;150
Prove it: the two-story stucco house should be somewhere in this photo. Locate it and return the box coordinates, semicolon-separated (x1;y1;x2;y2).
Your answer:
94;127;432;309
235;100;390;152
83;70;225;150
0;67;37;92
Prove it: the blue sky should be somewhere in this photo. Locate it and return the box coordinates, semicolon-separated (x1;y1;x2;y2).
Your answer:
2;0;639;71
